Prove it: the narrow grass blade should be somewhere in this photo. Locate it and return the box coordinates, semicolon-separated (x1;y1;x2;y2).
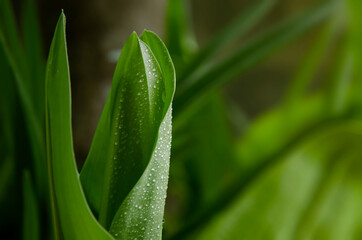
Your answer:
178;0;277;82
326;40;354;115
284;21;338;108
346;0;362;104
174;0;338;112
0;42;16;155
0;41;17;226
21;0;45;123
0;155;15;206
165;0;197;70
0;0;25;76
45;12;113;240
0;0;46;196
22;171;40;240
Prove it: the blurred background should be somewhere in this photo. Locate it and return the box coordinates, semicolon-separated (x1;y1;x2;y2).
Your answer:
1;0;362;239
34;0;319;161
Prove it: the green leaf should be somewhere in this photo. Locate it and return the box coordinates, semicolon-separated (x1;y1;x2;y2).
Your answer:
0;40;17;228
45;12;113;240
165;0;198;70
80;30;175;239
174;0;338;113
165;92;241;238
294;147;362;240
0;0;46;196
109;109;173;239
79;91;112;216
0;41;16;156
347;0;362;104
197;122;362;240
21;0;45;123
0;0;25;76
237;95;327;171
176;93;238;204
140;31;176;113
170;91;360;239
284;20;338;108
22;171;40;240
178;0;277;83
325;39;354;115
94;32;165;227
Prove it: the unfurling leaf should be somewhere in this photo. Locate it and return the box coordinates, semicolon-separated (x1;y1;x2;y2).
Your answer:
80;30;175;240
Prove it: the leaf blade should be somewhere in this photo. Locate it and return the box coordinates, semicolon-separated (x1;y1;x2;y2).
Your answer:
174;0;339;112
0;0;47;196
81;30;175;240
178;0;277;82
45;12;113;240
197;122;362;240
22;171;40;240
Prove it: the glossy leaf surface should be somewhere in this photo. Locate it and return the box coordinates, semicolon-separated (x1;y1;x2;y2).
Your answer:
80;30;175;239
45;12;113;240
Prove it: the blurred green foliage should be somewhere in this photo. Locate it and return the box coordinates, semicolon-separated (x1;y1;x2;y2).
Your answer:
0;0;361;239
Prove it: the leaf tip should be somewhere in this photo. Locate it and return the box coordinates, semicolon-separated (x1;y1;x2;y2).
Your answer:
60;9;66;22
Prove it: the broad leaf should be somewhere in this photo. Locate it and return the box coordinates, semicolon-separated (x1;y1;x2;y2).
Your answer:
80;30;175;239
45;12;113;240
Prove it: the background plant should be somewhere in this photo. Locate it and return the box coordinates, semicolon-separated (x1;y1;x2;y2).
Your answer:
0;0;362;239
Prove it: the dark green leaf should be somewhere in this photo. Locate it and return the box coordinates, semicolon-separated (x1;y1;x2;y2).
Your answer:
165;92;241;238
165;0;197;70
0;41;16;156
21;0;45;123
22;171;40;240
0;0;46;196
